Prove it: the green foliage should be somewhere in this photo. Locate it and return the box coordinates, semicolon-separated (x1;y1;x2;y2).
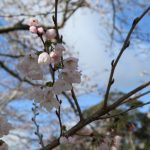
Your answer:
83;92;150;150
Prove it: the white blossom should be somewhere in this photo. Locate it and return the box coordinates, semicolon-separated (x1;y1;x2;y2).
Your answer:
17;54;43;80
63;57;78;70
49;51;61;64
55;44;65;53
59;69;81;84
28;87;45;102
38;52;51;65
29;87;60;111
53;79;72;94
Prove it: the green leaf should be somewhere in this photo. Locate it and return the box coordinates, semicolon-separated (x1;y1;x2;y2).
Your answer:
45;81;53;87
36;51;43;56
45;40;52;47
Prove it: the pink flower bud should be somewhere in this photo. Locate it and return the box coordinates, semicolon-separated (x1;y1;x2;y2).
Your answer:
38;52;50;65
37;27;44;34
29;26;37;33
50;51;61;64
46;29;56;40
28;18;39;26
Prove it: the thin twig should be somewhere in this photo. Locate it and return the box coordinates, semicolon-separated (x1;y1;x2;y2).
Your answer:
55;96;63;136
62;92;78;115
99;101;150;119
32;102;44;148
71;88;84;120
109;80;150;110
121;90;150;104
103;6;150;108
53;0;60;42
0;53;24;58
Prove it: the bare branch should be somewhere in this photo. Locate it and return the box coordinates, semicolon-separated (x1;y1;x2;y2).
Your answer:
71;88;84;120
103;6;150;108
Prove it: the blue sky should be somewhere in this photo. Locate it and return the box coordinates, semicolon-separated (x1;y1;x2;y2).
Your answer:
0;5;149;105
0;3;149;108
61;7;150;108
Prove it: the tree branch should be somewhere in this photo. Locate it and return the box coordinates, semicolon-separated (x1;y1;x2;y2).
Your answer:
103;6;150;108
41;79;150;150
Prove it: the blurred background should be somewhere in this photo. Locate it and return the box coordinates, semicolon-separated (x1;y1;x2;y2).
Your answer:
0;0;150;149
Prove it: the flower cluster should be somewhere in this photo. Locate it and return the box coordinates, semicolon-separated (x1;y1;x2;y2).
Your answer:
28;18;44;34
28;18;56;41
38;43;65;65
17;18;81;111
29;87;60;111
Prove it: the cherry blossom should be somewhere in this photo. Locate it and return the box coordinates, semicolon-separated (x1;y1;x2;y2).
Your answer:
63;57;78;70
38;52;51;65
59;69;81;84
29;26;37;33
46;29;56;40
49;51;61;64
43;88;60;110
53;79;72;94
17;54;43;80
37;27;44;34
29;87;45;103
55;44;65;53
28;18;39;27
29;87;60;111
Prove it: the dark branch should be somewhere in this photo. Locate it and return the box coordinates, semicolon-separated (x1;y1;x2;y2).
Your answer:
103;6;150;108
